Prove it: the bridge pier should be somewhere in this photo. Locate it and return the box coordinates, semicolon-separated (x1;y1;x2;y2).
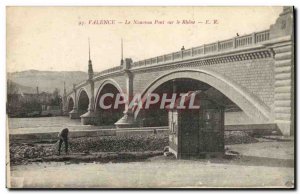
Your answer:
69;109;80;119
114;110;136;128
268;6;294;136
69;84;81;119
269;37;294;136
80;111;97;125
80;79;96;125
115;58;137;128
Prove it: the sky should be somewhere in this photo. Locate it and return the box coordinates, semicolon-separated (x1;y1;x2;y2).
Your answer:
6;6;283;73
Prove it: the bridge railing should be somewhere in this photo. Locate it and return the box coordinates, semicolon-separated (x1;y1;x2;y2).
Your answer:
131;29;270;68
255;30;270;43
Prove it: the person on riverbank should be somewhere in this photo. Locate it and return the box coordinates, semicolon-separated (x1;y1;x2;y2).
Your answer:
57;128;69;155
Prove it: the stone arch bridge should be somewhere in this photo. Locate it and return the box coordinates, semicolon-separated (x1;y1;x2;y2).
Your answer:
63;7;294;136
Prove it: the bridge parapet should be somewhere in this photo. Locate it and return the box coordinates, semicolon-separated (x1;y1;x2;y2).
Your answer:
131;29;270;68
94;65;123;77
67;29;270;96
66;80;87;96
76;80;88;88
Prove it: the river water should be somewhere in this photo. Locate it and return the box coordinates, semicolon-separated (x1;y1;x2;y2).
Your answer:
7;116;105;134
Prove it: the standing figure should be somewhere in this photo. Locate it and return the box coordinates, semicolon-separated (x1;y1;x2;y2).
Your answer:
58;128;69;155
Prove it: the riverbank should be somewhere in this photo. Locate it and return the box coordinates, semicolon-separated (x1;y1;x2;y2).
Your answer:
9;131;259;165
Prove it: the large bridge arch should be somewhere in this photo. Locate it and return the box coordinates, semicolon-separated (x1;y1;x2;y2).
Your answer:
94;79;125;125
134;69;272;124
94;79;125;110
77;88;90;115
67;96;74;112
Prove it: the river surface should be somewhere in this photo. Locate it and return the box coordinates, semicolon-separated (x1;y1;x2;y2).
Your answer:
7;116;114;134
8;116;81;129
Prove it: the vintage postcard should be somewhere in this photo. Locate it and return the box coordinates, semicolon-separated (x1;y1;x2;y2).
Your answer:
6;6;294;188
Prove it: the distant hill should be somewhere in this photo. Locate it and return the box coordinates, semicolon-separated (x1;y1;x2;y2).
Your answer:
7;70;89;95
7;79;36;94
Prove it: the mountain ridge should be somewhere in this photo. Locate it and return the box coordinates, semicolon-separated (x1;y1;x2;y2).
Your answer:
7;70;89;95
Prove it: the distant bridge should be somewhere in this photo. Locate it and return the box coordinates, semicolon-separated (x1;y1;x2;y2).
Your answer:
63;7;294;136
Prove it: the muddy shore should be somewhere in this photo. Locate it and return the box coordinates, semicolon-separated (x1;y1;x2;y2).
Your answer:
9;131;258;165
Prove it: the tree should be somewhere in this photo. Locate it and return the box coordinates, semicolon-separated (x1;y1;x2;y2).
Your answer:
7;80;19;95
51;88;61;106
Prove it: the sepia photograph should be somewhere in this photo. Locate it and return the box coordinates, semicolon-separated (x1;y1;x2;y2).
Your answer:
6;6;295;189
